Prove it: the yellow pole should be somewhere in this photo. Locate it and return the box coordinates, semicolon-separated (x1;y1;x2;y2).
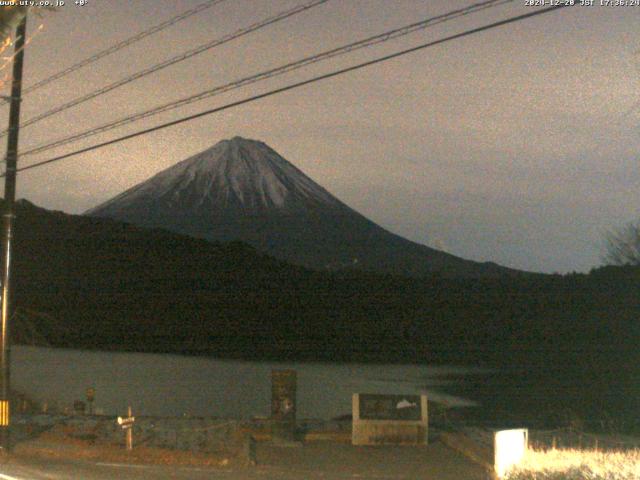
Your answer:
126;406;133;451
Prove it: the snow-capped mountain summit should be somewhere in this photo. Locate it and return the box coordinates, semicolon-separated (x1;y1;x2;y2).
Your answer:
87;137;343;217
86;137;521;277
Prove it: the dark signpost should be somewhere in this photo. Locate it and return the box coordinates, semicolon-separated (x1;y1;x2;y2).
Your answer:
86;387;95;415
73;400;86;415
271;369;296;443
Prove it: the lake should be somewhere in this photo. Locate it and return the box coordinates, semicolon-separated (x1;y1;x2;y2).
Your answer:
11;345;480;419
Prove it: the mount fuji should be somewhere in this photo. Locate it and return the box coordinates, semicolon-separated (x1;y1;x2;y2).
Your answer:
85;137;520;277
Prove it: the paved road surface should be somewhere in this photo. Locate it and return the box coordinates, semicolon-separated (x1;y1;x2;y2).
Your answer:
0;442;488;479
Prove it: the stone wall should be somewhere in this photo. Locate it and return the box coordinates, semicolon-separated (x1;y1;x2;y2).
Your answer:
15;414;243;454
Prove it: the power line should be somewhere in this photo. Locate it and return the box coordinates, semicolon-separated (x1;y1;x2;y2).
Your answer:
20;0;512;159
0;0;329;138
0;0;228;105
9;4;574;177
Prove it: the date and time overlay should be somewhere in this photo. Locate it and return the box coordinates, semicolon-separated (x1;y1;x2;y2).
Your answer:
0;0;85;7
0;0;639;8
526;0;640;6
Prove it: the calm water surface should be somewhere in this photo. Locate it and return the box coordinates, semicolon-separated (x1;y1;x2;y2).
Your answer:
12;345;480;418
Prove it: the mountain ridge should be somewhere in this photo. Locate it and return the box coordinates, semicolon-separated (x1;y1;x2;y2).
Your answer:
86;136;527;278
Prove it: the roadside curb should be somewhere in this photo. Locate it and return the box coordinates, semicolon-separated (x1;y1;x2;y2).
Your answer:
439;432;495;476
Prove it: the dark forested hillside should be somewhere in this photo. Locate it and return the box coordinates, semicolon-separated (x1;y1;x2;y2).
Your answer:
6;200;640;430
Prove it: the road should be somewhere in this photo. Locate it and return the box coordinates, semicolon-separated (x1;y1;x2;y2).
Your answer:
0;442;488;479
1;457;260;480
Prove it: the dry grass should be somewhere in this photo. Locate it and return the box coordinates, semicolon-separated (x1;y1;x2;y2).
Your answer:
506;448;640;480
13;425;231;467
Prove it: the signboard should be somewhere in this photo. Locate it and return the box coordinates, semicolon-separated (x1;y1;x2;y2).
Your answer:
358;394;422;421
117;415;135;430
352;393;428;446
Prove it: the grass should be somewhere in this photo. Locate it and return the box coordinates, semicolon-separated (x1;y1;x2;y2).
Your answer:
506;448;640;480
13;425;232;467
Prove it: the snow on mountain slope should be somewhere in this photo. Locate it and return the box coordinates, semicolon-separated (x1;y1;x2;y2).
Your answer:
86;137;344;217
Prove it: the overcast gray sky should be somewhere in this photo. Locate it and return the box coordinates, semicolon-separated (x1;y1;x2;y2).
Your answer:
2;0;638;273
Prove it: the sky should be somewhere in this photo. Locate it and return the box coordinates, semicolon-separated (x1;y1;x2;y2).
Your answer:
0;0;638;274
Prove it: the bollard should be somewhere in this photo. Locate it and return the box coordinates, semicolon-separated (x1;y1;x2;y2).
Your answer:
126;406;133;451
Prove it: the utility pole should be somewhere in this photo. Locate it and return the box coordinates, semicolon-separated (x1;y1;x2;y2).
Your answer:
0;14;27;453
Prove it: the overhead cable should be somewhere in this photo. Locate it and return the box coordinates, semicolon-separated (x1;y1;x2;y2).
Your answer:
21;0;511;158
10;4;574;176
0;0;329;137
0;0;229;104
